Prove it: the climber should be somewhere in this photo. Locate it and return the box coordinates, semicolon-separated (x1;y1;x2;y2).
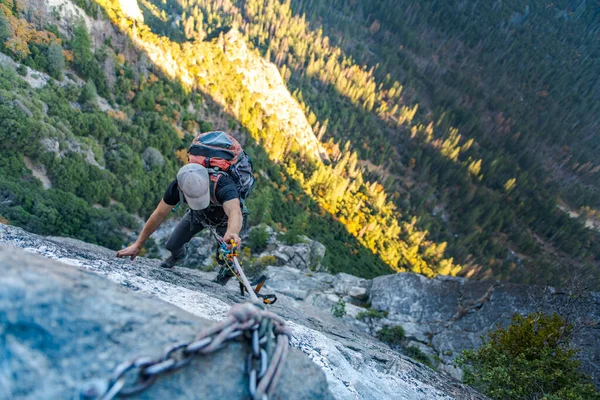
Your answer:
116;131;254;286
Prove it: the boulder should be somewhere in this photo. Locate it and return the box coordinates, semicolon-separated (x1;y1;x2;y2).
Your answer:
180;230;216;269
333;273;369;300
348;286;368;300
265;266;330;300
41;137;60;154
272;243;311;270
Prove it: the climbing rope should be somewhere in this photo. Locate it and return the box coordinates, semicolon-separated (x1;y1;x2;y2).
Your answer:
83;302;292;400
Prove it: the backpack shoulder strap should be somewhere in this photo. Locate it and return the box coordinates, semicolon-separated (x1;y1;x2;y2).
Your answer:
209;174;221;206
172;186;186;213
208;170;229;206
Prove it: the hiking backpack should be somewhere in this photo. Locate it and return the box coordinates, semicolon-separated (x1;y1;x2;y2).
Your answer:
188;131;255;205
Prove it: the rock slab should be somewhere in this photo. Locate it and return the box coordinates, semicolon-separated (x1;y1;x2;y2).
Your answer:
0;223;489;400
0;244;332;399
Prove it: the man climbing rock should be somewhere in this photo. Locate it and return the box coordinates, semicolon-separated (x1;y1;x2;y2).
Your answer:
116;131;254;286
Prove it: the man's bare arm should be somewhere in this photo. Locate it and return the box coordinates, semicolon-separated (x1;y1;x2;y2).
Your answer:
116;200;175;260
223;198;242;247
136;200;175;246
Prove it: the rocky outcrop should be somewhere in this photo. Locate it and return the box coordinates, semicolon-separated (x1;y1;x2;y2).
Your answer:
0;224;487;400
266;238;326;271
370;273;600;382
155;224;328;273
222;29;328;162
23;156;52;189
151;218;599;387
45;0;119;50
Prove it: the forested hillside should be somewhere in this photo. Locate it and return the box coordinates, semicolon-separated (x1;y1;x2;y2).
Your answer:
0;0;400;277
139;0;599;286
0;0;598;287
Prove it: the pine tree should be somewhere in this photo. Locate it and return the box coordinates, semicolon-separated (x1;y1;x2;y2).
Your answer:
47;42;65;80
72;24;93;78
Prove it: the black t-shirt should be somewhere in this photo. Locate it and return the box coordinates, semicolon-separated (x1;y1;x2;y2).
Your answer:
163;174;239;223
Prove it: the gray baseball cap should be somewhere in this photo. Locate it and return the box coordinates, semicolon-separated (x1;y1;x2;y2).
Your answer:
177;163;210;210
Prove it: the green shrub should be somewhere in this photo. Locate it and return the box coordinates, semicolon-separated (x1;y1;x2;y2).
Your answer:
0;10;9;46
331;299;346;318
544;384;600;400
256;255;277;267
16;64;27;76
199;120;212;132
47;42;65;80
240;259;264;279
405;346;432;367
249;225;269;252
0;175;137;250
242;254;278;279
456;312;600;400
277;230;303;245
356;309;388;321
227;117;237;130
377;325;405;347
356;308;388;334
78;80;97;107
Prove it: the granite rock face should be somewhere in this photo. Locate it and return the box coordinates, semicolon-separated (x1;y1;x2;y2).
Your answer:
0;244;331;400
5;220;596;398
0;224;487;400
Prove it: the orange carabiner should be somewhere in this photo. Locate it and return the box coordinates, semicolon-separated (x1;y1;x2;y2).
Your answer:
227;239;238;260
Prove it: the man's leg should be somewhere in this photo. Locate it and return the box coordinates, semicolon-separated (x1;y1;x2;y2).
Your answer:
162;211;204;268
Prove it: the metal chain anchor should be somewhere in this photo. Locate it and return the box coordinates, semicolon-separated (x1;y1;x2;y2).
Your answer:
81;303;292;400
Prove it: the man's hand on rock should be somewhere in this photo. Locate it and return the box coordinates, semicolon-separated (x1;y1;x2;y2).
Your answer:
116;243;142;260
223;232;241;249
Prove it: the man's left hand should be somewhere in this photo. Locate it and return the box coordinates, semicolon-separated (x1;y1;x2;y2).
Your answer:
223;232;241;249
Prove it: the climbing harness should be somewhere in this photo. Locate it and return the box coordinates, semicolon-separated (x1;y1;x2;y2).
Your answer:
82;302;292;400
211;228;277;305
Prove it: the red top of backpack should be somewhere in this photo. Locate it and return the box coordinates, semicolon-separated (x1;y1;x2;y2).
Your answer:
188;131;243;171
